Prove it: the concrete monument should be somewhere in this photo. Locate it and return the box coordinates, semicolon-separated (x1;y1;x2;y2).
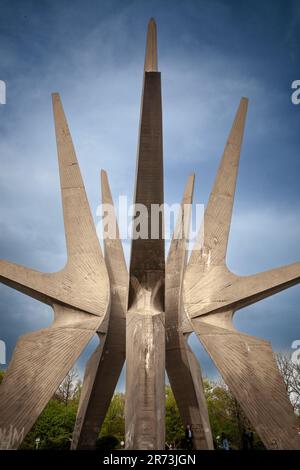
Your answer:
0;18;299;450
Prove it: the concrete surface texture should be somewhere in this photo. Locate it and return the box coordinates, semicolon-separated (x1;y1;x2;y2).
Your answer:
183;98;300;450
0;18;299;451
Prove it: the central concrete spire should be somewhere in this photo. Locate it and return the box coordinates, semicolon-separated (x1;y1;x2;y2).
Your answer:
128;17;164;301
125;18;165;450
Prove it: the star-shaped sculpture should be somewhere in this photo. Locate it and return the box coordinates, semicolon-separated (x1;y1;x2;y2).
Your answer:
0;18;299;451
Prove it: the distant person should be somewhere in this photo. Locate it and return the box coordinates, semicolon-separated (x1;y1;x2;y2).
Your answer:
185;424;193;450
247;428;254;450
242;429;249;450
221;432;229;450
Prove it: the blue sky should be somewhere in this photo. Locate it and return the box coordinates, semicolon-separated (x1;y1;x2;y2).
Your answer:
0;0;300;388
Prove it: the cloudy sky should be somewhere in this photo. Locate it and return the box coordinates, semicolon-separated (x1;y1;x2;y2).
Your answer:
0;0;300;389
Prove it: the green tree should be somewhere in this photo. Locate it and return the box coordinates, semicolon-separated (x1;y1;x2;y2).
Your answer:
204;379;264;449
204;379;240;448
1;365;272;450
99;393;125;446
165;386;185;448
20;368;81;450
21;398;78;450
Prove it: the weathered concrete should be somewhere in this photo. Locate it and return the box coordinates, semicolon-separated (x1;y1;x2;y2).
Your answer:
125;18;165;450
183;98;300;449
166;175;214;450
1;18;300;452
71;170;128;449
0;94;110;450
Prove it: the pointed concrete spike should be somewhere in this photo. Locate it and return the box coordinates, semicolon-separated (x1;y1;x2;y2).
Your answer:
144;18;158;72
126;19;165;450
72;171;128;449
186;261;300;318
129;48;164;292
52;93;102;259
101;170;128;287
190;98;248;267
71;335;107;449
0;305;100;450
0;96;111;450
230;261;300;311
0;254;109;318
0;257;110;318
166;174;194;320
0;260;54;305
0;96;109;319
167;174;194;268
166;175;214;449
192;314;300;449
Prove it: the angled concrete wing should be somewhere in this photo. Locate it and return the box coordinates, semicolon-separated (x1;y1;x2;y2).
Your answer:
193;313;300;449
0;94;110;449
187;262;300;318
0;305;100;450
125;18;165;450
183;98;300;449
166;175;214;449
188;97;248;270
72;170;128;449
